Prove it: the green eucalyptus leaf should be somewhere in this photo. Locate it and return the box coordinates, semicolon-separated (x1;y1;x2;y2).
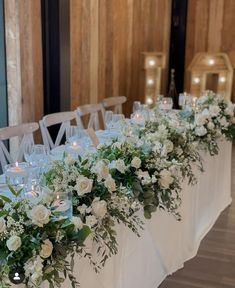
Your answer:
0;195;11;204
7;185;18;196
0;210;7;217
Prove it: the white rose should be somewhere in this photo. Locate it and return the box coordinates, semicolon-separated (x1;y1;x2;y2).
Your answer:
231;117;235;124
104;174;116;192
113;159;127;173
219;116;229;127
85;215;98;227
207;122;215;130
0;217;6;233
131;157;141;169
40;239;53;258
92;198;107;219
92;160;109;181
195;126;207;136
29;205;51;227
72;216;84;231
75;175;93;195
209;105;220;117
159;169;174;189
195;114;207;126
6;235;22;251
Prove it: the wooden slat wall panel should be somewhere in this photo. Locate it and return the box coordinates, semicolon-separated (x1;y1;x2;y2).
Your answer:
185;0;235;102
19;0;44;124
4;0;43;143
70;0;172;115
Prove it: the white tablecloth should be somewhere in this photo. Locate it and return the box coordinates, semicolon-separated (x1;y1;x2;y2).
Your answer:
59;140;232;288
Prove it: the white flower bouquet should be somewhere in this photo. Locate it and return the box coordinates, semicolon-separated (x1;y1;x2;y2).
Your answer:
0;186;91;287
43;153;143;271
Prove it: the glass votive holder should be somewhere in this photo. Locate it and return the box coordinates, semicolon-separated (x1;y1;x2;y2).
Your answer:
159;97;173;110
5;162;28;188
65;141;82;158
24;181;42;204
178;93;187;108
51;191;73;219
131;112;146;126
25;163;40;184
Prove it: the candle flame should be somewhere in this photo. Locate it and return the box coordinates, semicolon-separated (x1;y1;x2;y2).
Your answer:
72;141;77;147
15;162;19;167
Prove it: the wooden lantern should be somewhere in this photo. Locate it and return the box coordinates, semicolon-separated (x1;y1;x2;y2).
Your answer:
188;53;233;100
142;52;166;105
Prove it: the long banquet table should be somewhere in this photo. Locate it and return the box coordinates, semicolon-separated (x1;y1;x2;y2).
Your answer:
57;140;232;288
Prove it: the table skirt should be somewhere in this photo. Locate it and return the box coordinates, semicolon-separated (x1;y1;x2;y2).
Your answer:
64;140;232;288
14;140;232;288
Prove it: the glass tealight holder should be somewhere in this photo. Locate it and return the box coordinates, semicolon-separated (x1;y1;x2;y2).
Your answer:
24;181;42;204
5;162;29;189
65;141;83;159
51;191;73;219
159;97;173;110
130;112;146;126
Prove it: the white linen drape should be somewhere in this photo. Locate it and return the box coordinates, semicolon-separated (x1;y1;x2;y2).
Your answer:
60;140;232;288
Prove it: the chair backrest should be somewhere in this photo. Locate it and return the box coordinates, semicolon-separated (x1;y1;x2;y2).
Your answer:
86;128;99;148
0;122;39;170
76;104;105;131
102;96;127;114
39;111;77;149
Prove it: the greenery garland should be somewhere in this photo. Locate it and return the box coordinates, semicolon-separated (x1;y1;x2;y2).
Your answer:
0;92;235;287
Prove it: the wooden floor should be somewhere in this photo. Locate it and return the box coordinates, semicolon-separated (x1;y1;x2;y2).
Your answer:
159;146;235;288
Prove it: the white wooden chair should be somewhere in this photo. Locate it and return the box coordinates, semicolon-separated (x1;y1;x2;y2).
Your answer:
86;128;99;148
39;111;77;149
0;122;39;170
102;96;127;114
76;104;105;131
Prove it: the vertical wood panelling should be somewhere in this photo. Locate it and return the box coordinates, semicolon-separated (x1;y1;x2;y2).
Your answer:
70;0;172;115
4;0;22;127
89;0;99;104
4;0;43;126
19;0;43;124
185;0;235;102
207;0;224;52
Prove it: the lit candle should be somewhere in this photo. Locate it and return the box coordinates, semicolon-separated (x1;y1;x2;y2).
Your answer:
6;162;27;177
132;113;145;125
52;192;72;214
67;141;81;155
159;98;172;110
